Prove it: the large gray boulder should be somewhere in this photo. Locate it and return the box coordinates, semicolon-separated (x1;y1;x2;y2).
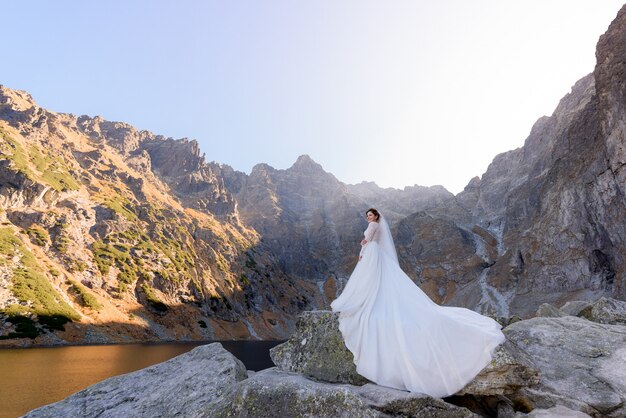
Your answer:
212;368;477;417
270;310;539;397
270;310;369;385
578;297;626;325
24;343;248;418
559;300;592;316
534;303;566;318
504;316;626;417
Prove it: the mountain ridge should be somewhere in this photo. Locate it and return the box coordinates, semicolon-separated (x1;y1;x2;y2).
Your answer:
1;4;626;345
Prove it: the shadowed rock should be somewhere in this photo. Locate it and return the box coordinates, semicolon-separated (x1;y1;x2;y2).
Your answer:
457;340;540;396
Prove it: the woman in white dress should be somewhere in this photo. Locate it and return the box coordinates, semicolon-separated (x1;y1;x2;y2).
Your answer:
331;208;506;398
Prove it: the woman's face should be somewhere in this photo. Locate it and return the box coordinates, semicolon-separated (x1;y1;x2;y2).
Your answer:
366;211;376;222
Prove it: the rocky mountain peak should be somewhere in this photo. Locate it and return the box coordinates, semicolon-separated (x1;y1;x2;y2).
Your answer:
289;154;325;174
0;85;37;112
0;85;49;131
76;115;151;154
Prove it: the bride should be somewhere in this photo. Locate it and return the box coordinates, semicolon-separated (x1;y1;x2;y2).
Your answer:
331;208;506;398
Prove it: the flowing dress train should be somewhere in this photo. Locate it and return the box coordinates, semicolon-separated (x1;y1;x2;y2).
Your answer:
330;219;506;398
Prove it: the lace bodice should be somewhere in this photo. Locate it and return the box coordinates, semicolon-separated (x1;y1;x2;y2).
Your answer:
363;221;380;242
360;221;380;256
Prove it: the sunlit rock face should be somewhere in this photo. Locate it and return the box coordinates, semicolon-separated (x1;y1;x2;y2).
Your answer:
0;85;324;345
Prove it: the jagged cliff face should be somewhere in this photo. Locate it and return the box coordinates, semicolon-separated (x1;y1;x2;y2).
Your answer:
398;5;626;316
2;5;626;344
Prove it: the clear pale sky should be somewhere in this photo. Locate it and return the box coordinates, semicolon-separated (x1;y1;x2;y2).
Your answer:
2;1;624;193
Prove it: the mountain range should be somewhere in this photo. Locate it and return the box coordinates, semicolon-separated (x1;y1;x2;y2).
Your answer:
1;5;625;345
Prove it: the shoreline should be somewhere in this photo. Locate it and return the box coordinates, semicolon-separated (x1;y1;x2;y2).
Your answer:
0;337;286;349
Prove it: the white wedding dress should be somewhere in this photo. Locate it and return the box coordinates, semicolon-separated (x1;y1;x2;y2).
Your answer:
331;216;506;398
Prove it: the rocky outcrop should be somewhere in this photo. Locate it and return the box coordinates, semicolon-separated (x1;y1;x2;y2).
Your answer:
346;181;459;223
535;303;566;318
437;4;626;317
141;137;242;217
578;296;626;325
560;300;592;316
525;405;591;417
550;297;626;325
269;309;625;416
504;316;626;417
269;310;369;385
24;343;248;417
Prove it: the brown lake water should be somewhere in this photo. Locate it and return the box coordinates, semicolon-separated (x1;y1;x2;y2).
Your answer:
0;341;281;418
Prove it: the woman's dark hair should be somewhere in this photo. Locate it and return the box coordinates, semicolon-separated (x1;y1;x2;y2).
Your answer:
365;208;380;221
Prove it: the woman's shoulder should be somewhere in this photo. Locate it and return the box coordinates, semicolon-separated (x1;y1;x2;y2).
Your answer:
367;221;380;230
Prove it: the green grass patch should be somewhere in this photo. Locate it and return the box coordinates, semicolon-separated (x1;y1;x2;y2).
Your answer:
0;130;35;180
245;252;257;269
52;221;71;254
141;284;168;313
54;235;71;254
70;260;88;272
99;194;138;221
216;253;230;273
0;129;79;192
0;227;21;257
0;227;80;321
92;240;133;276
239;273;250;287
28;146;48;172
67;279;103;311
40;160;80;192
26;227;49;246
29;146;80;192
